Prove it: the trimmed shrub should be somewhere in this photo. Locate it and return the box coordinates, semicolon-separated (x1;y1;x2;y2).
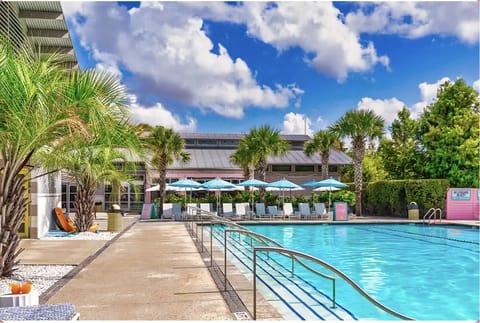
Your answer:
363;179;449;217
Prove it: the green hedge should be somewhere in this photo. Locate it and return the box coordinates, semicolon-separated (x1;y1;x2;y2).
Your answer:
363;179;450;217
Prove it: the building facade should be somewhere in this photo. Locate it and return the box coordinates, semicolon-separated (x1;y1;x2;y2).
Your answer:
143;133;352;207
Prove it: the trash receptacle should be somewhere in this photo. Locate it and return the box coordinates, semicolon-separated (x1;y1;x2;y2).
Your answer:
108;205;123;232
408;202;419;220
95;202;102;212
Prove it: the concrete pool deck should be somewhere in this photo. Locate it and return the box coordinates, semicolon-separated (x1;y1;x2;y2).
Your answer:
15;215;479;320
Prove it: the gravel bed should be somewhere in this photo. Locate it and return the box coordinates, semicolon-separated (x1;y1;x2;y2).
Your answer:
0;231;118;296
0;265;75;296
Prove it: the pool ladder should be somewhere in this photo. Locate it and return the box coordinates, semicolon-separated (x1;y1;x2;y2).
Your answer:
423;208;442;224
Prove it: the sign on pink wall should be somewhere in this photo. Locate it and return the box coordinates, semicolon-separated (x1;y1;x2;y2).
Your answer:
446;188;479;220
333;202;348;221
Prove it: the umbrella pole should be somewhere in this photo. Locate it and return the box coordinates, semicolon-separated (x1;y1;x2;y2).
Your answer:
328;190;331;215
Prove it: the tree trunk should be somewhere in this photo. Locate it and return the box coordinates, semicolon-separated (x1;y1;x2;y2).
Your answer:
243;167;250;192
73;185;95;232
0;158;29;277
256;160;267;203
352;138;366;217
158;156;168;218
321;153;329;180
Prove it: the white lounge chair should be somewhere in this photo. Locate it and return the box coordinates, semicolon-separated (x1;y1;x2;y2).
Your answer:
199;203;211;214
299;203;312;219
162;203;173;219
186;203;198;217
222;203;234;218
283;202;297;219
234;203;246;219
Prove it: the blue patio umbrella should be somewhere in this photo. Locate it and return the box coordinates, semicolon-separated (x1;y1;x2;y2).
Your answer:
202;178;238;212
169;178;202;204
301;180;322;188
169;178;202;188
267;178;303;205
315;177;348;213
237;178;269;207
237;178;269;187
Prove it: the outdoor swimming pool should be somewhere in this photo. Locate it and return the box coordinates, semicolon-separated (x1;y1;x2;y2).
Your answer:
241;223;479;320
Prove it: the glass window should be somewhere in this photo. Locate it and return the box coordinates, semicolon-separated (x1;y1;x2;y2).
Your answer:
295;165;314;172
272;165;292;172
328;165;338;173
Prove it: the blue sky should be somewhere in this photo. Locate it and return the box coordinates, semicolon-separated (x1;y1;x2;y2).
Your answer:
63;1;479;135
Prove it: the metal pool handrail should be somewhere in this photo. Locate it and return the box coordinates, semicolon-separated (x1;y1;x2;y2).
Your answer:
188;213;413;320
223;229;337;315
253;246;414;321
423;208;442;224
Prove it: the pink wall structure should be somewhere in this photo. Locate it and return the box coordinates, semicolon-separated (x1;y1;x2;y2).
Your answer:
445;188;480;220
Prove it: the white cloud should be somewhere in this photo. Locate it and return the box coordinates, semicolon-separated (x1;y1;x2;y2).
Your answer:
128;97;197;132
64;2;301;119
355;76;473;135
473;79;480;93
357;97;405;130
238;2;389;82
281;112;312;136
346;2;479;44
410;77;451;117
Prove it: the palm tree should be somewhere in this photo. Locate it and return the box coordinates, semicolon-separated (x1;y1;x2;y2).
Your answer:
230;146;254;191
239;125;289;203
0;40;135;276
304;130;342;180
144;126;190;217
330;110;384;217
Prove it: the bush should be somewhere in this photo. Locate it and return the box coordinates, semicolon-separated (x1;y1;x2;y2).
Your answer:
363;179;449;217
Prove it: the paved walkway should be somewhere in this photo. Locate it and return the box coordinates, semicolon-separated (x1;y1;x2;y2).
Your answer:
45;221;233;320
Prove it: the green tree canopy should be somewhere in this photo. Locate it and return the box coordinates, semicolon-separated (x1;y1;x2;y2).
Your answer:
416;79;479;187
304;130;342;180
378;107;421;179
237;125;289;202
144;126;190;216
0;39;139;275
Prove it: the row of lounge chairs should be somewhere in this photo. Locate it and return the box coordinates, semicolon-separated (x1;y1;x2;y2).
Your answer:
183;202;331;220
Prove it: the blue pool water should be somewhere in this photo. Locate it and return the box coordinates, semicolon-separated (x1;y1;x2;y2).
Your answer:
242;223;480;320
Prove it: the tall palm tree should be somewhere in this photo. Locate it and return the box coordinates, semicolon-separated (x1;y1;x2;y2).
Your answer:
144;126;190;217
304;130;342;179
330;110;384;216
0;40;135;276
230;146;254;191
239;125;289;203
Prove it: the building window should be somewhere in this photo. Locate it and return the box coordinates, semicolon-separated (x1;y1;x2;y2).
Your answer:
295;165;314;172
271;165;292;172
328;165;338;173
197;139;216;145
220;140;238;146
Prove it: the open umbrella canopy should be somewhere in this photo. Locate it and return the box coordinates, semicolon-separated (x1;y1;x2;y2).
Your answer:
313;186;341;192
201;178;239;213
169;178;202;188
146;184;187;192
267;178;302;189
237;178;269;187
315;177;348;189
201;177;237;190
314;177;348;213
301;180;322;188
